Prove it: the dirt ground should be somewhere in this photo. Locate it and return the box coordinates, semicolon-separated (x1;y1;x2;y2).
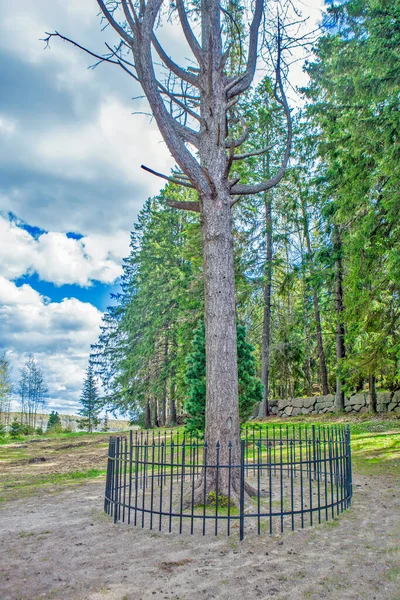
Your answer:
0;467;399;600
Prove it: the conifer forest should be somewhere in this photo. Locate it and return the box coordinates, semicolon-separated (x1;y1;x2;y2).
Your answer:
90;1;400;429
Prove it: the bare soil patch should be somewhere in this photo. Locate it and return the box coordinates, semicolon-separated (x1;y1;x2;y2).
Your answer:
0;434;110;501
0;469;399;600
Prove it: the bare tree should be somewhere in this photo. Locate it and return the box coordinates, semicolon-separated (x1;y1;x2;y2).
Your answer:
18;355;48;429
0;353;12;426
46;0;292;498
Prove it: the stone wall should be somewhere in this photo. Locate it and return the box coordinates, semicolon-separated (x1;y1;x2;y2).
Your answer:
255;390;400;418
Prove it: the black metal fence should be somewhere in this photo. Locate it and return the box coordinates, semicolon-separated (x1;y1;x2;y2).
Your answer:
104;425;352;540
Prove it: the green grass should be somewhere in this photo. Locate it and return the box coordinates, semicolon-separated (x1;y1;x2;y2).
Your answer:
243;414;400;477
1;468;107;501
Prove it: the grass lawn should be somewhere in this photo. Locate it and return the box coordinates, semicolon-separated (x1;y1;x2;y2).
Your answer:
0;413;398;503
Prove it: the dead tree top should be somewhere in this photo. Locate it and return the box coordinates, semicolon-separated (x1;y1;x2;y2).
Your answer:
44;0;293;210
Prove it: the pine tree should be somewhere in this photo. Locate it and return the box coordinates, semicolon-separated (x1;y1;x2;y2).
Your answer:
9;419;22;439
78;365;102;433
46;411;62;432
184;321;263;435
102;412;109;432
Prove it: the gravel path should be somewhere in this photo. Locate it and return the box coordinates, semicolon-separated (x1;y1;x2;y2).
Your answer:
0;472;399;600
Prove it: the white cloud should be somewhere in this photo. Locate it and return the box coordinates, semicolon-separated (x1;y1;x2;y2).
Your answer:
34;96;172;186
0;277;103;413
0;115;17;138
0;214;130;286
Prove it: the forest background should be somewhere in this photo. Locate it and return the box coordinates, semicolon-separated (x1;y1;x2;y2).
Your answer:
85;0;400;428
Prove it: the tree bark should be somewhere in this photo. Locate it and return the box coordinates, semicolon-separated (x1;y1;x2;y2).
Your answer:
301;203;329;395
334;227;346;412
144;399;152;429
369;374;377;413
261;192;273;417
161;332;169;426
153;398;160;428
202;191;241;473
169;394;177;426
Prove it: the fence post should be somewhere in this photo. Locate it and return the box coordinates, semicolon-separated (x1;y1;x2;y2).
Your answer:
346;426;352;506
114;436;120;524
240;438;245;541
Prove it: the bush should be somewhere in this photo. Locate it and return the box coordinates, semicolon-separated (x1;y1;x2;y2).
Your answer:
0;422;6;438
47;423;63;434
35;426;44;435
20;424;35;436
9;419;23;439
47;411;62;433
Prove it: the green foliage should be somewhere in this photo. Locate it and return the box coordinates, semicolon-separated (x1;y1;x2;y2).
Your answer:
102;413;109;432
0;422;6;438
304;0;400;393
78;364;102;432
20;424;35;436
47;411;62;432
207;491;232;508
184;321;263;435
91;5;400;427
9;419;23;439
183;321;206;435
92;188;203;424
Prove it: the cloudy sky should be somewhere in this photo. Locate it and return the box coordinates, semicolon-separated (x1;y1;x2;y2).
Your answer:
0;0;324;415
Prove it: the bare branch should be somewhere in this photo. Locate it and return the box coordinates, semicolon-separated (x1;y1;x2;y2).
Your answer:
121;0;138;33
173;120;200;148
42;32;139;81
96;0;134;45
141;165;195;188
230;195;243;208
225;116;249;149
230;18;292;196
226;0;264;99
232;144;275;161
152;35;199;87
166;199;200;212
158;80;202;122
176;0;204;63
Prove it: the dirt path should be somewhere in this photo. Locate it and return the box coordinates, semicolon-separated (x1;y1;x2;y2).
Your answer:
0;470;399;600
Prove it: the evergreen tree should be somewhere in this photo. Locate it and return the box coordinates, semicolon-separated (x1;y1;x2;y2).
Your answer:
184;321;263;435
9;419;22;439
78;365;102;433
102;412;109;432
46;411;62;432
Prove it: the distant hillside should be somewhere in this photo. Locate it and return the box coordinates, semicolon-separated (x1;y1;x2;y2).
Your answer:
8;412;134;433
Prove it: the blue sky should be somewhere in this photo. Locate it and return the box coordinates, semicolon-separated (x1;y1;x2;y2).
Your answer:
0;0;324;414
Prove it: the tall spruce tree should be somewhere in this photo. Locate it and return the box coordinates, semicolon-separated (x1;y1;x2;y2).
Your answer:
184;321;263;435
78;365;102;433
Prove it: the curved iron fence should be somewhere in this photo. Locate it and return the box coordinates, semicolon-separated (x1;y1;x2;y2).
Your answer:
104;425;352;540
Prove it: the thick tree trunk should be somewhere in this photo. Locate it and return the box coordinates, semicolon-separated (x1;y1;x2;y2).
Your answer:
369;374;377;413
261;193;273;417
169;394;177;426
144;399;152;429
334;227;346;412
201;192;240;463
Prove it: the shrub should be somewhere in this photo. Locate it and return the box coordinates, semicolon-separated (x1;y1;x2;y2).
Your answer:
9;419;22;439
47;411;62;433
